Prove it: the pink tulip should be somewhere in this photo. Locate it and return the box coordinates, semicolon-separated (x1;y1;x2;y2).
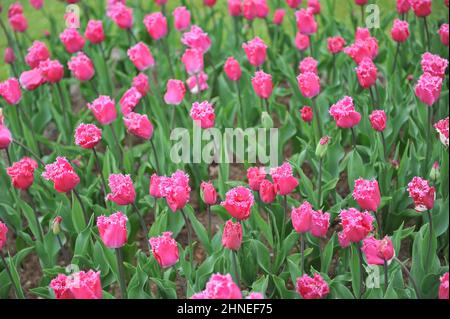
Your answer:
353;178;381;212
434;117;449;147
228;0;242;16
50;270;102;299
149;232;180;268
438;24;449;47
439;273;449;299
327;36;346;54
270;162;299;195
295;9;317;35
187;72;209;94
247;166;266;191
39;59;64;83
0;221;8;250
25;41;50;69
310;210;330;238
0;78;22;105
296;273;329;299
222;220;243;250
4;47;15;64
97;212;128;248
421;52;449;78
299;57;318;74
120;87;142;115
190;101;215;129
300;106;313;123
224;57;242;81
19;69;45;91
109;3;133;29
163;170;191;212
255;0;269;18
252;70;273;99
132;73;150;95
127;42;155;71
7;157;38;190
85;20;105;44
286;0;302;9
42;157;80;193
362;236;395;265
204;0;217;6
74;123;102;149
201;181;217;205
173;6;191;31
339;208;374;243
291;201;313;233
164;79;186;105
30;0;43;10
8;9;28;33
106;174;136;206
60;28;85;54
247;292;264;299
204;274;242;299
356;58;378;89
273;9;286;25
124;112;154;140
149;174;169;198
369;110;387;132
410;0;432;17
297;71;321;98
407;176;435;212
329;96;361;128
295;33;310;51
242;37;267;67
259;179;276;204
307;0;321;14
144;12;168;40
242;0;257;20
391;19;410;43
354;0;368;5
87;95;117;125
396;0;411;14
68;52;95;82
182;25;212;53
414;73;443;106
0;116;12;150
221;186;254;220
344;28;378;64
181;49;204;75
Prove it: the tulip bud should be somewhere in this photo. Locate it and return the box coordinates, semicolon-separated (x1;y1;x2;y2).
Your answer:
261;111;273;129
52;216;63;235
430;162;440;181
315;136;331;158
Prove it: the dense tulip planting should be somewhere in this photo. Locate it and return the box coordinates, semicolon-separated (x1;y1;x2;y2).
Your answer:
0;0;449;301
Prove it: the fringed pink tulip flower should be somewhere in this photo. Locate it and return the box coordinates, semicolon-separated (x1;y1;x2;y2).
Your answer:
292;201;313;233
270;162;299;195
242;0;257;21
391;19;410;43
204;274;242;299
120;87;142;115
307;0;321;14
407;176;435;212
25;41;50;69
255;0;269;18
108;3;133;29
273;9;286;25
295;33;310;51
414;73;443;106
201;181;217;205
297;71;320;98
187;72;208;94
410;0;432;17
190;101;215;128
42;157;80;193
0;78;22;105
60;28;85;54
344;28;378;64
396;0;411;14
300;106;313;123
329;96;361;128
149;174;170;198
421;52;449;78
149;232;179;268
362;236;395;265
228;0;242;16
181;49;204;75
173;6;191;31
163;170;191;212
182;25;212;53
8;4;28;32
296;273;330;299
247;166;266;191
39;59;64;83
4;47;15;64
247;292;264;299
97;212;128;248
87;95;117;125
439;24;449;46
242;37;267;67
75;123;102;149
127;42;155;71
221;186;254;220
295;9;317;35
124;112;154;140
252;70;273;99
106;174;136;206
339;208;374;243
299;57;318;74
6;157;38;190
0;115;12;150
164;79;186;105
30;0;44;10
132;73;150;95
68;52;95;82
222;220;243;250
369;110;387;132
439;273;449;299
144;12;168;40
311;210;330;238
327;36;346;54
224;57;242;81
85;20;105;44
259;179;276;204
0;221;7;250
353;178;381;212
19;69;45;91
286;0;301;8
50;270;102;299
434;117;449;147
356;58;377;89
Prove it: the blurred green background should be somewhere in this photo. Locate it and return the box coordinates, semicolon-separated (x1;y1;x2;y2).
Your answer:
0;0;447;79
